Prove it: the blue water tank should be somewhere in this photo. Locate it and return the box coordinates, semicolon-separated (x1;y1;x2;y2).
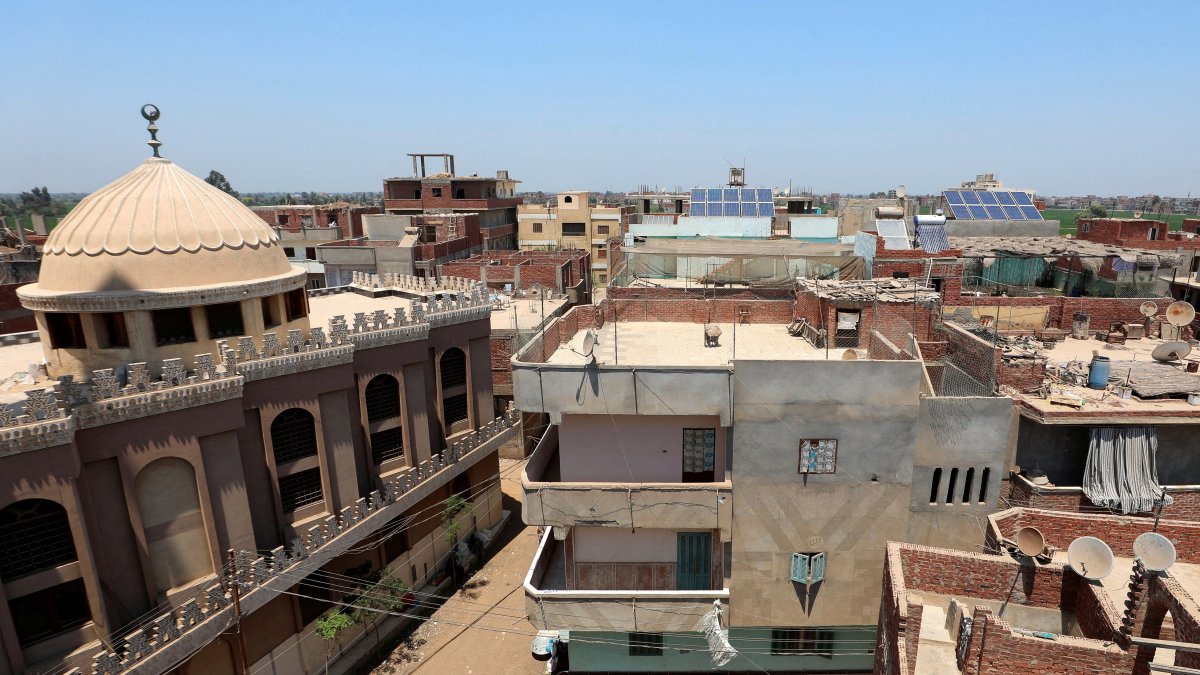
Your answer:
1088;355;1111;389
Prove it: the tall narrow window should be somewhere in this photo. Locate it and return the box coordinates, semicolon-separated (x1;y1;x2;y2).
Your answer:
135;458;211;592
285;289;308;321
99;312;129;348
440;348;467;388
962;468;976;504
683;428;716;482
45;313;86;349
979;467;991;503
945;468;959;504
261;297;280;328
279;468;323;513
930;468;942;504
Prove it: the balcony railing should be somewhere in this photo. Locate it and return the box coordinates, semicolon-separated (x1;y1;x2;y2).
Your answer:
79;406;521;675
521;426;732;534
523;529;729;632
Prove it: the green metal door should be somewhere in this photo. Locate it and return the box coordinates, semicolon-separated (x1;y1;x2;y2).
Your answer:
676;532;712;590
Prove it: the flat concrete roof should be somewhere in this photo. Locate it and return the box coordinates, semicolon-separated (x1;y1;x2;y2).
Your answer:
308;290;569;333
0;341;54;404
489;295;570;332
545;321;847;367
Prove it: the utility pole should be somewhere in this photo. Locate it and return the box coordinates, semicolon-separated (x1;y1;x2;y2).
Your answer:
227;549;251;675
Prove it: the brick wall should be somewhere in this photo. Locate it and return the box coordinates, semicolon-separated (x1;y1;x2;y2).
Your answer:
960;607;1133;675
1007;475;1200;522
1139;576;1200;671
603;297;794;324
946;296;1174;333
490;337;513;386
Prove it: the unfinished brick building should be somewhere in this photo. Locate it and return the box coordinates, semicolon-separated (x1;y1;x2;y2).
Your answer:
438;250;590;298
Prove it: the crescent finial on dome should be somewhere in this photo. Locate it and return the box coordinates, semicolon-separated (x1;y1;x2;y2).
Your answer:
141;104;162;158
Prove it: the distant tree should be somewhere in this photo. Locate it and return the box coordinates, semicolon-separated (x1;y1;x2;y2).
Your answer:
18;187;53;215
1087;205;1108;218
204;170;239;197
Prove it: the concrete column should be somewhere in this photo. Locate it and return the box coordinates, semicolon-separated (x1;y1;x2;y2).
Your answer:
30;214;47;236
513;266;521;291
318;389;365;511
403;360;435;465
200;431;256;552
469;336;494;428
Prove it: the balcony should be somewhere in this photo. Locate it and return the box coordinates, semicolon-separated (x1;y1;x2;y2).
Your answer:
523;529;729;632
522;426;732;534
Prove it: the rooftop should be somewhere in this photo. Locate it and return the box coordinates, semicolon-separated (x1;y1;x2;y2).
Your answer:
796;277;940;303
1008;335;1200;421
950;235;1185;263
308;283;568;334
545;321;847;367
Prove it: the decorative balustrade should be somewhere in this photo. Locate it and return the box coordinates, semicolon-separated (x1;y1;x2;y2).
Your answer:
0;286;491;434
89;404;519;675
349;271;482;294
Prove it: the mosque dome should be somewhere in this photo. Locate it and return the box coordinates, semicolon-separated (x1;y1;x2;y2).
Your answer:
30;157;296;297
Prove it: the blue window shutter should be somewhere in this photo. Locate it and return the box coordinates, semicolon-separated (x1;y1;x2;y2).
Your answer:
789;553;809;583
810;553;826;584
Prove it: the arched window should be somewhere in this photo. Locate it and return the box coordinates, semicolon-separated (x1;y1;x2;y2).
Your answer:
136;458;212;592
365;375;401;422
0;499;76;579
0;500;90;646
440;348;467;389
271;408;318;464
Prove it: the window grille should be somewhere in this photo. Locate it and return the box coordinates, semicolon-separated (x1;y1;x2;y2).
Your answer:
628;632;663;656
798;439;837;474
371;427;404;464
0;500;77;579
443;393;468;426
365;375;401;422
440;348;467;388
279;468;323;512
271;408;319;464
771;628;834;657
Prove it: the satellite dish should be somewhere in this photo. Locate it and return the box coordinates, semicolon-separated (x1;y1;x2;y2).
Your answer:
581;329;597;357
1067;536;1115;580
895;185;908;199
1015;527;1046;557
1166;301;1196;327
1133;532;1177;572
1152;341;1192;362
1133;211;1143;219
841;349;859;361
1140;301;1159;318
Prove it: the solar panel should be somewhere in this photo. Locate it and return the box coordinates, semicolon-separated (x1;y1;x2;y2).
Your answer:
760;203;775;216
708;202;723;217
708;189;722;202
691;189;705;203
725;202;739;215
741;188;755;201
984;205;1006;219
1019;205;1042;220
723;189;738;201
996;191;1016;206
1013;192;1034;206
944;190;964;205
950;205;971;219
741;202;758;217
977;191;998;205
918;223;951;253
962;190;981;205
1002;205;1024;220
757;189;772;201
690;202;706;217
967;205;988;219
877;220;911;250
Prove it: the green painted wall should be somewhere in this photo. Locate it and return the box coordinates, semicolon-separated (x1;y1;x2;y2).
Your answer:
565;627;875;672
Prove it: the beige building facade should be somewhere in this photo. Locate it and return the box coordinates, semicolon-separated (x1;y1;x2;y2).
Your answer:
517;192;630;285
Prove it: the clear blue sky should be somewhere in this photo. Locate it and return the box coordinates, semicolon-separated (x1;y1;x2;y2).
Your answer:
3;0;1199;197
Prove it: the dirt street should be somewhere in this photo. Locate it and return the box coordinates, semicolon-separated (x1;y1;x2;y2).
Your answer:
370;458;547;675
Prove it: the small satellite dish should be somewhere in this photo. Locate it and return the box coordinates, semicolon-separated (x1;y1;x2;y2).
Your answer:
1133;532;1177;572
895;185;908;199
1140;301;1159;318
1166;301;1196;327
1151;341;1192;362
1133;211;1143;219
841;349;858;361
581;329;597;357
1015;527;1046;557
1067;536;1115;580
